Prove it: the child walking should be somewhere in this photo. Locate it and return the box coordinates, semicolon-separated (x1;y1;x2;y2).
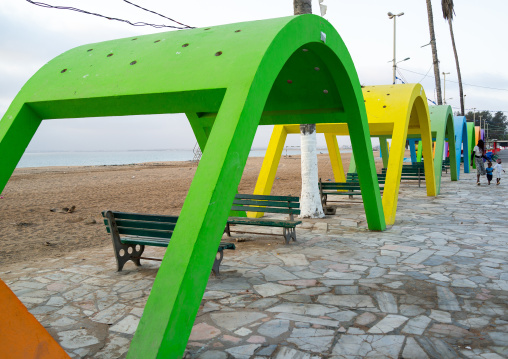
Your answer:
493;158;506;185
486;162;494;185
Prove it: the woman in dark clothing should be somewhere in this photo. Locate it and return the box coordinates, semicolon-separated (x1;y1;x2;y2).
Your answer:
471;139;488;185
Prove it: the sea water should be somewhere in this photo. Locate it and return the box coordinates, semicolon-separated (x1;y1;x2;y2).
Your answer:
17;149;326;168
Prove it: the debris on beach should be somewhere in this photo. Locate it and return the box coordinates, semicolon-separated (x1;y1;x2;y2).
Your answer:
50;205;76;213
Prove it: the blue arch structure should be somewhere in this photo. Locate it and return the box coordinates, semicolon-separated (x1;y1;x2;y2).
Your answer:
454;116;470;177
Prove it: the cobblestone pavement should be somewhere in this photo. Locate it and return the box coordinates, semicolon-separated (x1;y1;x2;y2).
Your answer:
2;171;508;358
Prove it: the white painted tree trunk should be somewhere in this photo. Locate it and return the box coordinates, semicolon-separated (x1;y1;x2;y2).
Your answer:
299;127;325;218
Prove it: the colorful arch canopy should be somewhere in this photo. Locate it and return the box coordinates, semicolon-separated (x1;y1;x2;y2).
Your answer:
255;84;437;226
453;116;470;176
408;105;457;194
0;15;384;357
468;122;476;169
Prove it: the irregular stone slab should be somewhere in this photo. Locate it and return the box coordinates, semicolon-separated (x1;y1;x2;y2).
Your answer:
456;316;490;329
211;311;267;331
368;314;408;334
58;329;100;349
267;303;338;316
189;323;222;341
367;267;387;278
109;315;140;335
275;313;339;327
328;310;358;322
380;245;420;253
287;328;335;352
260;265;299;281
278;279;317;287
275;346;313;359
436;286;461;311
429;273;450;282
92;303;128;324
402;337;429;359
225;344;261;359
253;283;295;297
429;309;452;323
402;315;431;335
234;327;252;336
247;298;280;309
257;319;290;338
291;287;331;296
275;254;309;266
374;292;398;313
400;304;425;317
451;278;477;288
335;286;359;295
257;344;277;356
203;291;231;300
199;350;228;359
355;312;377;326
428;324;470;338
489;332;508;346
332;335;404;358
317;295;375;308
403;250;435;264
416;337;457;359
323;272;362;280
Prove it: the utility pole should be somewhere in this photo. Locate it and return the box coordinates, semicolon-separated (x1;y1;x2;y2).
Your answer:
442;72;450;104
388;12;404;84
472;107;476;123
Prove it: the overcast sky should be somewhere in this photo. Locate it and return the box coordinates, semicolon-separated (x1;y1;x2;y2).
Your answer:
1;0;507;152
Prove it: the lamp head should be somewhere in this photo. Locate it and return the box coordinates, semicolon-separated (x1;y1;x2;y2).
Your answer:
388;12;394;18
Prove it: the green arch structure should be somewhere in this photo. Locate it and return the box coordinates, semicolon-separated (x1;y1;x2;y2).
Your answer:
409;105;457;194
0;15;385;357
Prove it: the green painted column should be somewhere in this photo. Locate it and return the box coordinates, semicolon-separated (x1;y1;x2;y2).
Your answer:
379;136;390;168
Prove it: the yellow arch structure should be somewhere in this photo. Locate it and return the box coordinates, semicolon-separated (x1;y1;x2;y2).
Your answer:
254;84;436;225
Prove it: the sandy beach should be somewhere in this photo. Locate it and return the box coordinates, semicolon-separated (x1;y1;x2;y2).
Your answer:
0;152;389;265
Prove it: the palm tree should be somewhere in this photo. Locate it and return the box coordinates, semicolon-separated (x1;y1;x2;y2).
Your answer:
294;0;324;218
425;0;443;105
442;0;465;115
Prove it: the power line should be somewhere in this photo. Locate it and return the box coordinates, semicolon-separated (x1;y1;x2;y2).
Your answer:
398;67;508;92
26;0;193;29
121;0;193;28
417;64;434;83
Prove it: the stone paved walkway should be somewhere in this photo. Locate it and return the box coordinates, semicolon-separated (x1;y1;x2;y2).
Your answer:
2;171;508;358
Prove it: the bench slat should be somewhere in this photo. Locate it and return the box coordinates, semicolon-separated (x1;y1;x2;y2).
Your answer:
233;199;300;209
231;206;300;215
103;218;177;231
109;226;173;239
235;193;299;202
101;211;179;223
228;217;301;228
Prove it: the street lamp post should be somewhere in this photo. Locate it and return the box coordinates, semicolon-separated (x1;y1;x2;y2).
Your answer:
442;72;450;104
388;11;404;84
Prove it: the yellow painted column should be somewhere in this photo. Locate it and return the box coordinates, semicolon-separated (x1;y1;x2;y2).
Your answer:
324;133;346;182
251;125;288;217
382;127;407;225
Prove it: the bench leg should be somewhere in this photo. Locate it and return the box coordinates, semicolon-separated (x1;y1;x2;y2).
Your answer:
212;249;224;276
321;194;327;206
224;223;231;237
283;227;297;245
105;211;145;271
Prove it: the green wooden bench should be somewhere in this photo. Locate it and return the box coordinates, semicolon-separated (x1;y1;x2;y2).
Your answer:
382;164;424;187
319;175;385;205
225;194;301;244
442;157;450;173
346;172;386;184
102;211;235;275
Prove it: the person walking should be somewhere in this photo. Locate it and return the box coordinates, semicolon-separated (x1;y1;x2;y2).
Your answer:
471;139;487;185
493;158;506;185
